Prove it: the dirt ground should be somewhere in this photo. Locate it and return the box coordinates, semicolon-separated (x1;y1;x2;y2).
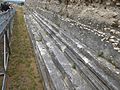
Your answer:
7;7;43;90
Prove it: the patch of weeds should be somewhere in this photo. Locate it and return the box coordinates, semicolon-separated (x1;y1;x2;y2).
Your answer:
46;32;49;35
97;51;120;69
115;65;120;69
36;38;42;42
97;51;104;57
56;23;60;27
26;62;31;68
72;63;76;69
107;58;120;69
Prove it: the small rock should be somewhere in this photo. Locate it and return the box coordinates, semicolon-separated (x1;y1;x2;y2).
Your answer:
109;38;116;42
105;36;110;41
101;34;104;37
98;34;101;36
118;25;120;28
106;41;110;43
106;2;111;6
112;42;118;47
112;13;118;18
104;28;110;31
61;46;66;52
111;21;119;27
114;47;120;50
116;70;120;74
118;50;120;52
70;23;74;26
115;31;120;35
110;36;115;39
118;20;120;25
116;3;120;7
110;29;116;34
101;38;105;41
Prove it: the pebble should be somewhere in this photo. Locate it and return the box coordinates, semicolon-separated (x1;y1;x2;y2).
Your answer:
116;3;120;7
104;28;110;31
112;42;118;47
109;39;116;42
114;47;120;50
110;36;115;39
110;29;116;34
101;38;105;41
116;71;120;74
105;36;110;40
118;50;120;52
115;31;120;35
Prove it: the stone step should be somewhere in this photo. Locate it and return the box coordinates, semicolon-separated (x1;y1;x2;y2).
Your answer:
36;41;69;90
25;15;51;90
26;14;71;90
34;8;120;68
36;8;120;53
32;13;110;90
30;11;107;90
47;30;110;90
32;14;95;90
32;12;120;90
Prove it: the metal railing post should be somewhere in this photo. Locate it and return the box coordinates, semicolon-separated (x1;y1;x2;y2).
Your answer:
0;9;16;90
3;33;6;71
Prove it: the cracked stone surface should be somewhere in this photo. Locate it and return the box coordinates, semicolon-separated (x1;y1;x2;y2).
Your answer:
25;1;120;89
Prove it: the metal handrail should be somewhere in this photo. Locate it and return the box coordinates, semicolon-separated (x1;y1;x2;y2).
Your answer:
0;8;15;90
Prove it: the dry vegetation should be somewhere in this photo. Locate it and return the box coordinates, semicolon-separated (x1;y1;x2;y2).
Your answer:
7;7;43;90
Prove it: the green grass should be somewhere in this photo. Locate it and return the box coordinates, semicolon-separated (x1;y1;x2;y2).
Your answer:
7;7;43;90
97;51;104;57
97;51;119;69
72;63;76;69
0;76;3;89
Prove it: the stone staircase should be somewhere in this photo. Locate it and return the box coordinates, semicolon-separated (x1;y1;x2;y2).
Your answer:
25;8;120;90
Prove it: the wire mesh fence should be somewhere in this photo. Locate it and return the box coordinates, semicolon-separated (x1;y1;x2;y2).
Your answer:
0;9;15;90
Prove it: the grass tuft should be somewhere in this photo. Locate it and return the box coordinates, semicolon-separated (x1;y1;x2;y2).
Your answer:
72;63;76;69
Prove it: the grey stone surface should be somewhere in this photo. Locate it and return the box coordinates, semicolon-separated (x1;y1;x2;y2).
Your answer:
25;7;120;90
35;8;120;69
34;11;120;90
